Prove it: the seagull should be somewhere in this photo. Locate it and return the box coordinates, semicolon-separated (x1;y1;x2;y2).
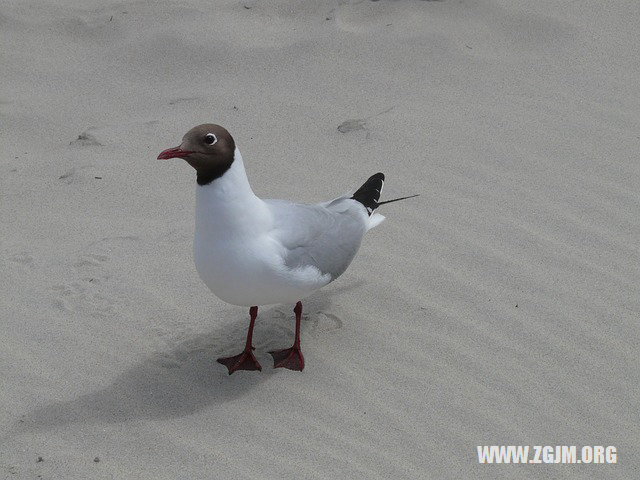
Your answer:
158;124;417;374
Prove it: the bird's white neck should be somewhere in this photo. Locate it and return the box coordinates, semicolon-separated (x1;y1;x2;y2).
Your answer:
200;148;254;197
194;148;271;237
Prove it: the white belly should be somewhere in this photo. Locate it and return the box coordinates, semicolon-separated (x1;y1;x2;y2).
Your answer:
191;158;331;307
193;233;328;306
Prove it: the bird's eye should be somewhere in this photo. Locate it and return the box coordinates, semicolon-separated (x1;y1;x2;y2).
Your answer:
204;133;218;145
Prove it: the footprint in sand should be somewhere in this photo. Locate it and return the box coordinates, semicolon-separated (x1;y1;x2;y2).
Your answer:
8;252;34;266
337;118;367;133
51;279;116;317
337;106;395;138
69;129;102;147
306;311;344;336
51;248;118;316
73;253;109;268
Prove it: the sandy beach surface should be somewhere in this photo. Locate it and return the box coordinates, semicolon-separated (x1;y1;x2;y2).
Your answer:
1;1;639;478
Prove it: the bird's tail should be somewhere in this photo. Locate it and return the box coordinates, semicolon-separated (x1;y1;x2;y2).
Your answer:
351;172;419;216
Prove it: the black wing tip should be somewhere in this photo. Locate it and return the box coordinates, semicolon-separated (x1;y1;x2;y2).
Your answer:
369;172;385;185
352;172;419;214
351;172;386;214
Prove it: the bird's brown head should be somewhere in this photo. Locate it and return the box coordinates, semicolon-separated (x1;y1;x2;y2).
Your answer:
157;124;236;185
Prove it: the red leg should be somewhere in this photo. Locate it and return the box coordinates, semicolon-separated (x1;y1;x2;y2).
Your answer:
269;301;305;371
217;306;262;374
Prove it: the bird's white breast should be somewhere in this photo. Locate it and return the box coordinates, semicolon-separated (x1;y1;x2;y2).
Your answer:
192;151;329;306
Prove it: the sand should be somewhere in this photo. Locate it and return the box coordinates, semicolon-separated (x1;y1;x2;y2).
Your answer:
1;0;638;478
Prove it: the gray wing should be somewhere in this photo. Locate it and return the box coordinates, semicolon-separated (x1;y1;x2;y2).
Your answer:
265;197;369;281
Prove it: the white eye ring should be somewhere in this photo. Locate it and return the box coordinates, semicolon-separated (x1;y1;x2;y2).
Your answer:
204;133;218;145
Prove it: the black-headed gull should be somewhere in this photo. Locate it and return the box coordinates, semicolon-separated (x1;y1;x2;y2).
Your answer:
158;124;416;374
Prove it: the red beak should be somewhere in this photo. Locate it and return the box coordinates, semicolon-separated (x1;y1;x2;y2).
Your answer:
157;146;194;160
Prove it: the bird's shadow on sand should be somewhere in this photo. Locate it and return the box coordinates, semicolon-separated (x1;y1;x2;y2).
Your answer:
13;282;363;434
